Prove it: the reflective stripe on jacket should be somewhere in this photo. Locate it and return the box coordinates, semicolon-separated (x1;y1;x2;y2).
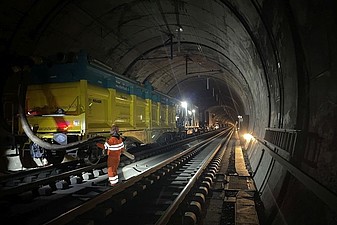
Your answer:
104;141;124;151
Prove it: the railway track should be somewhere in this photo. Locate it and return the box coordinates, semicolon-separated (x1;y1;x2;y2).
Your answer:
101;131;231;225
0;130;227;225
0;131;219;198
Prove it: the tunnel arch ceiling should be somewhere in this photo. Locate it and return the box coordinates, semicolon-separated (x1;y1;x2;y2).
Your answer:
3;0;284;133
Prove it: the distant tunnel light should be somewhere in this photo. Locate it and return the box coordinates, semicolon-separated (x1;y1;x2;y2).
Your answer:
181;101;187;108
243;133;253;141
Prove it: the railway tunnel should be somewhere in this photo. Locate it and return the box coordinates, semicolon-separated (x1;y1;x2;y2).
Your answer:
0;1;336;224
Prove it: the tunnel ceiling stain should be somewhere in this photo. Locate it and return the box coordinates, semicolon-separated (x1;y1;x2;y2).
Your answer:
1;0;273;123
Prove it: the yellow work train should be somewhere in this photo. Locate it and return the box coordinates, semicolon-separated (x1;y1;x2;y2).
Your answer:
24;76;177;144
19;51;198;165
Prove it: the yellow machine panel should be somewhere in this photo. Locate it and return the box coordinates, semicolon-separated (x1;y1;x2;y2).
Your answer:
86;83;111;133
168;105;176;128
21;79;180;144
114;91;133;128
151;101;160;127
135;96;148;128
26;82;82;115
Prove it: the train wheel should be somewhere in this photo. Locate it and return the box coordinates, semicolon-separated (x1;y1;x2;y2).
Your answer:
45;149;66;165
83;144;104;165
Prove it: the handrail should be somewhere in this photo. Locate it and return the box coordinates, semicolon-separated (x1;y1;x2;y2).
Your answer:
264;128;300;156
265;127;301;132
255;137;337;214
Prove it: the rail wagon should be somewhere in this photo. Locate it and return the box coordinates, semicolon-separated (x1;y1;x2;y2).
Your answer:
19;51;180;165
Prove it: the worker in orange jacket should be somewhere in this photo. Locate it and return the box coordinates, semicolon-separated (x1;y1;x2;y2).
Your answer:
98;124;125;186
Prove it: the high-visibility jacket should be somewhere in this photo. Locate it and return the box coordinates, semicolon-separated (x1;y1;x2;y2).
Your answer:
102;135;125;185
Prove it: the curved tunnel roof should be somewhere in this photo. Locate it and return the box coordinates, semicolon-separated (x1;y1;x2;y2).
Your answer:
1;0;279;129
2;1;337;223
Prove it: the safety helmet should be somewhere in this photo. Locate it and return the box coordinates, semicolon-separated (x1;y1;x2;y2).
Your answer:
110;124;119;134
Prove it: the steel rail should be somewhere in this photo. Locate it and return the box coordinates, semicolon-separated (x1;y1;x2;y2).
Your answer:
155;129;234;225
43;130;228;225
0;163;102;198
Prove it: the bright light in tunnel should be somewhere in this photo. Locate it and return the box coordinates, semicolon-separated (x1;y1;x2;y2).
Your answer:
243;133;254;141
181;101;187;108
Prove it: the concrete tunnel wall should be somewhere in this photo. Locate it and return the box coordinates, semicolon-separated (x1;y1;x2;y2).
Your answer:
241;1;337;224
